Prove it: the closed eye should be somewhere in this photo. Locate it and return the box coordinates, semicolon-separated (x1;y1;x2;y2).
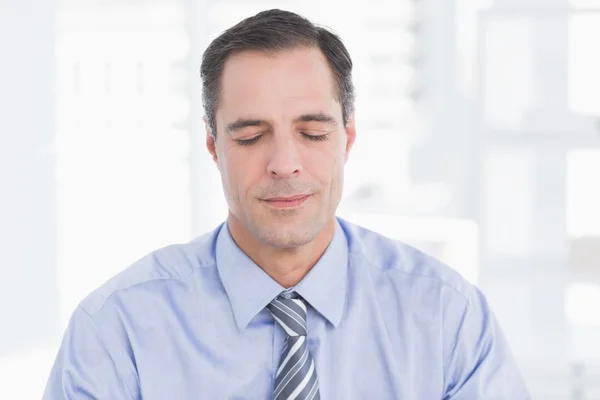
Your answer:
235;132;329;146
235;135;262;146
302;132;329;142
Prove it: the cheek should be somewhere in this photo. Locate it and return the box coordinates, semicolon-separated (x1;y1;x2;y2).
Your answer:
221;149;264;196
305;146;344;183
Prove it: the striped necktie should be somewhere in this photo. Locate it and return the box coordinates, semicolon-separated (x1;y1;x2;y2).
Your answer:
267;292;321;400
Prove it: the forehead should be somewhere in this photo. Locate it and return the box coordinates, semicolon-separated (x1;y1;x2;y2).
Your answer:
217;47;340;122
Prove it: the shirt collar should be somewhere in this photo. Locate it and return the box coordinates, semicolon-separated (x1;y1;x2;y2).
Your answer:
294;219;348;328
215;218;348;331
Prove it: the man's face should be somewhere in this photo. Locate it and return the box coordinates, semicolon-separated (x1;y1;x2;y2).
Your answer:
206;47;355;249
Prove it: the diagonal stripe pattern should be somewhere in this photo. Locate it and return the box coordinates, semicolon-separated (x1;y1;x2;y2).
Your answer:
267;292;320;400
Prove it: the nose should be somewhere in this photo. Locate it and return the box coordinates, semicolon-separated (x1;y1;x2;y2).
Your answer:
267;135;302;179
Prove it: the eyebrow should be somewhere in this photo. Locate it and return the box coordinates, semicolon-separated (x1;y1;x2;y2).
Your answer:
294;112;338;127
224;112;339;135
225;119;266;135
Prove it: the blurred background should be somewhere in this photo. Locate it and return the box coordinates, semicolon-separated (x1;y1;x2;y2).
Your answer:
1;0;599;398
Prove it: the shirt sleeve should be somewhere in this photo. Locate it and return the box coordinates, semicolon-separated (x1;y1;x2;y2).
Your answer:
442;287;531;399
42;305;138;400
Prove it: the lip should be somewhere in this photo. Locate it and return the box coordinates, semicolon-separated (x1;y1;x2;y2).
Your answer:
263;194;311;208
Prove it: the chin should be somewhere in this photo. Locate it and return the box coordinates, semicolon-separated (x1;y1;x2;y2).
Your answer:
269;235;316;249
254;222;319;249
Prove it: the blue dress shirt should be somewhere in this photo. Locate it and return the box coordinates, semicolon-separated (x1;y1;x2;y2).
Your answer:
44;217;530;399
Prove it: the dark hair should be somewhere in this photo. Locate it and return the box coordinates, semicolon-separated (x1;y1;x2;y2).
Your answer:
200;9;355;137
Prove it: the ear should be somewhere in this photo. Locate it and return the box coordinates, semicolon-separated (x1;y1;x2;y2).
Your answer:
203;116;218;164
344;114;356;163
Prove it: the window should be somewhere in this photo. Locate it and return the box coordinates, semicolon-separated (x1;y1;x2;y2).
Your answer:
55;1;191;327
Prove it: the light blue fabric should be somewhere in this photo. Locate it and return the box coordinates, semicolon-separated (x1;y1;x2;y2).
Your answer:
44;217;530;399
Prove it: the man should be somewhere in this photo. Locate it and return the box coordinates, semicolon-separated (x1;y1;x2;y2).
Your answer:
44;9;530;400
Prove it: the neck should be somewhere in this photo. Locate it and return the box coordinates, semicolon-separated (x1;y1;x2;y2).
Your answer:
227;213;336;288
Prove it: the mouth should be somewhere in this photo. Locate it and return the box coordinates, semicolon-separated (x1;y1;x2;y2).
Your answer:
262;194;311;209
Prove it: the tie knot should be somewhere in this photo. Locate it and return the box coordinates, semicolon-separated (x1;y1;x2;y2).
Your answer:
267;291;308;337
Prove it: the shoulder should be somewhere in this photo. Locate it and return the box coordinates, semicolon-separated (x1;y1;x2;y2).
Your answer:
78;224;222;316
338;217;476;305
